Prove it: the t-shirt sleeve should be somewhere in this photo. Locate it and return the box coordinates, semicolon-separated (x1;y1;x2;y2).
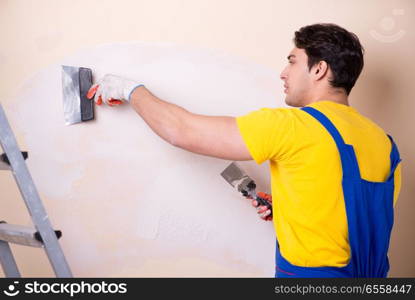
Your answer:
393;162;402;207
236;107;294;164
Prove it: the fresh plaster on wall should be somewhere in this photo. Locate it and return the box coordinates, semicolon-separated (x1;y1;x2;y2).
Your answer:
5;41;286;276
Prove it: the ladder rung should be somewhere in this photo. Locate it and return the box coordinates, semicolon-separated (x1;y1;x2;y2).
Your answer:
0;152;28;170
0;223;61;248
0;103;72;277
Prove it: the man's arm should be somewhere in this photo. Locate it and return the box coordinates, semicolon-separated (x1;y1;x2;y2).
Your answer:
130;86;253;161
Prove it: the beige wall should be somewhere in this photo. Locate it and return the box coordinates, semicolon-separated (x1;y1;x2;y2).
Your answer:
0;0;414;277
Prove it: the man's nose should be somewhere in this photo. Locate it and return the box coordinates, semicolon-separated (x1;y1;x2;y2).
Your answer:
280;68;288;81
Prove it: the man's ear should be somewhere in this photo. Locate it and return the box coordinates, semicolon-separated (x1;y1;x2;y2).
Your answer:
312;61;328;81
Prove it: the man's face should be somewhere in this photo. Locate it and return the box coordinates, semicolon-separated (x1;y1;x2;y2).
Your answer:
280;47;313;107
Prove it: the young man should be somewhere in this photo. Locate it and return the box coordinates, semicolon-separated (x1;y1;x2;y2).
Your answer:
87;23;402;278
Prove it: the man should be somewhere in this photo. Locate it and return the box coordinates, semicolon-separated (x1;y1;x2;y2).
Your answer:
87;23;402;277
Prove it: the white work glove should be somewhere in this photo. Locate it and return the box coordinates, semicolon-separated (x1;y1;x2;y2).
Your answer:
87;74;144;106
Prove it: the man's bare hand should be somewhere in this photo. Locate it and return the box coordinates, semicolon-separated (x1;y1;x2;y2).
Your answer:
251;192;272;221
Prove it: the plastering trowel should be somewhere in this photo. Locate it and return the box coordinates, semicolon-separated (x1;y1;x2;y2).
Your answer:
221;162;272;217
61;65;94;125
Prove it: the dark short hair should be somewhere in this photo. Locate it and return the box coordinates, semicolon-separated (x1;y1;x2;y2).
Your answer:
294;23;364;95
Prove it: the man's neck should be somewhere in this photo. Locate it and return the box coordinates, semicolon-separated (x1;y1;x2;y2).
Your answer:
307;91;349;106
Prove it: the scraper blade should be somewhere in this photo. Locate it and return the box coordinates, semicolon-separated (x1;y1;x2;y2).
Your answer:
61;65;94;125
221;162;273;216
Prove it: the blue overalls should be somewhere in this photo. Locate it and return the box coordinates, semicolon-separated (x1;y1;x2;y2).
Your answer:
275;106;402;278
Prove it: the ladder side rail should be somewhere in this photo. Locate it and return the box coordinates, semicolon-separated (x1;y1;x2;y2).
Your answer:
0;104;72;277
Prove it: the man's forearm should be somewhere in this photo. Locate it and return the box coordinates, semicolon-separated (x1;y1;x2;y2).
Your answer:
129;86;190;146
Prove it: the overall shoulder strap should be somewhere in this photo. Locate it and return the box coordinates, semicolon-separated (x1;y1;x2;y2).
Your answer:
301;106;361;178
301;107;346;148
386;134;402;181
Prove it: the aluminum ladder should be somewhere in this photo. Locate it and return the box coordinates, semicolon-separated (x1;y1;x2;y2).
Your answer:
0;103;72;277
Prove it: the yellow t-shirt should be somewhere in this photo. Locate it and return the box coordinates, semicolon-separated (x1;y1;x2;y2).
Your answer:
236;100;402;267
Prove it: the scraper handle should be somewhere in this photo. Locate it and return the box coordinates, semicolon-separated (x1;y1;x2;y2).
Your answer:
243;190;272;216
79;67;94;121
255;194;273;214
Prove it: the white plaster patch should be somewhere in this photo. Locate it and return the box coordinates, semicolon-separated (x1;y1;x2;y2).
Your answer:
5;41;285;276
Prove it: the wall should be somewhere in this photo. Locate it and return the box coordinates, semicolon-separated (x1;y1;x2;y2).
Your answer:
0;0;414;277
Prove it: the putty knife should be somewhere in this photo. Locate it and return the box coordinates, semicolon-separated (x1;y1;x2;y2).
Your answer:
61;65;94;125
221;162;272;216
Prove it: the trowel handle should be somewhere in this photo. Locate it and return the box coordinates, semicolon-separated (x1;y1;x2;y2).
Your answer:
241;190;273;214
255;194;273;215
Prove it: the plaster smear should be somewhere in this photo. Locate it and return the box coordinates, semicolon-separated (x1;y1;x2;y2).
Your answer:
5;41;286;276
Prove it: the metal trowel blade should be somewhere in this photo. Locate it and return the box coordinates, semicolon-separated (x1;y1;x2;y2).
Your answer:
61;65;94;125
220;162;249;188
